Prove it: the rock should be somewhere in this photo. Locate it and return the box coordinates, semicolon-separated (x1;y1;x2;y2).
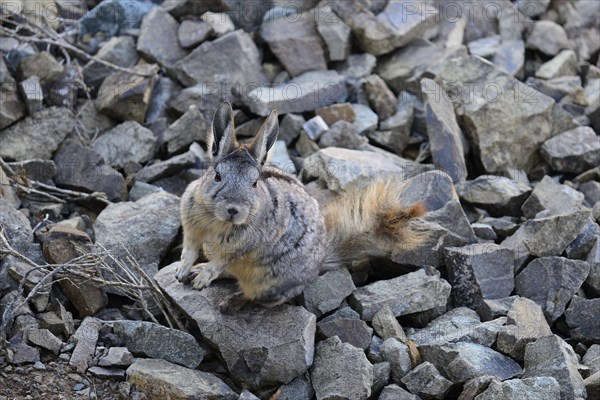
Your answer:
496;297;553;361
137;7;187;72
526;20;571;56
318;120;367;150
316;6;351;61
584;345;600;374
155;264;315;390
261;11;326;77
540;127;600;174
0;59;25;129
480;217;519;240
91;121;157;166
585;240;600;297
178;20;213;48
302;147;425;193
515;257;590;323
349;268;451;321
379;384;420;400
437;56;557;173
401;361;453;399
336;53;377;80
200;11;234;36
18;75;43;115
420;342;522;384
26;328;63;355
521;176;585;219
364;74;397;120
536;50;579;79
522;335;586;400
237;390;260;400
174;30;260;88
311;336;373;400
492;40;525;77
370;103;413;154
472;223;497;241
0;107;75;161
421;78;468;183
135;151;196;184
352;103;379;134
98;347;133;367
302;116;329;141
301;269;355;317
54;140;126;201
246;70;348;116
69;317;101;373
160;105;211;156
585;372;600;400
271;375;315;400
579;180;600;206
94;192;180;281
87;366;126;380
475;377;561;400
0;198;33;253
7;337;40;365
96;63;158;124
457;376;496;400
455;176;531;217
82;36;139;87
126;358;237;400
477;297;519;322
18;52;63;84
565;296;600;342
444;244;515;309
408;307;504;348
372;305;408;343
520;210;590;257
108;320;205;368
266;141;296;174
315;103;356;126
317;315;373;350
468;35;501;59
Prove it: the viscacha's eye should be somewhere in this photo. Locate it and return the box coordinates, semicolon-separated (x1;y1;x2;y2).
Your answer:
252;180;258;188
215;172;221;182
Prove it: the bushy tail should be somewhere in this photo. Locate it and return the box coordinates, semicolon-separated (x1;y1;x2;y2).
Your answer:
322;179;426;270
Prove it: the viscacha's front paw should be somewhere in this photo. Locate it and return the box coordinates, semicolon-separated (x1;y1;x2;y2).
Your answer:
176;263;192;283
218;292;248;314
191;264;219;290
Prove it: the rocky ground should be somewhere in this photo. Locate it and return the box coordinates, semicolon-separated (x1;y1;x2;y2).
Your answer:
0;0;599;399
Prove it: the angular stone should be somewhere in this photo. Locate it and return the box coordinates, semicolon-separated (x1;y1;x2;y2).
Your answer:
135;151;196;184
26;328;63;355
82;36;139;87
317;315;373;350
522;211;590;257
246;70;348;116
69;317;101;373
91;121;157;166
467;35;501;58
585;239;600;297
302;116;328;141
379;384;420;400
155;263;315;390
54;140;126;201
97;63;158;124
271;375;315;400
372;305;408;343
472;223;497;241
585;372;600;400
352;103;379;134
7;337;40;365
161;105;211;156
444;244;515;309
475;377;561;400
18;75;43;115
0;107;75;161
422;78;468;183
0;198;33;253
492;39;525;77
496;297;553;361
401;361;453;399
457;375;496;400
364;74;397;120
564;218;599;260
87;366;126;380
420;342;522;384
522;335;586;400
336;53;377;80
266;141;296;174
0;59;25;129
541;127;600;174
515;257;590;323
565;296;600;342
301;268;355;317
315;103;356;126
126;358;237;400
350;269;451;321
201;11;234;37
108;320;205;368
318;120;367;150
94;192;180;280
137;7;187;72
175;30;260;87
98;347;133;367
261;11;327;77
521;176;585;219
526;20;571;56
536;50;579;80
584;345;600;374
579;180;600;206
18;51;63;84
316;7;351;61
178;20;213;49
455;176;531;217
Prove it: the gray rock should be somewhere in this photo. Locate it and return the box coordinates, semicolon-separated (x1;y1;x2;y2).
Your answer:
372;305;408;343
479;217;519;240
178;20;213;49
583;345;600;375
54;140;126;202
364;74;397;120
137;7;187;72
468;35;501;59
444;244;515;309
456;176;531;217
475;377;561;400
585;372;600;400
349;268;451;321
477;296;519;321
522;335;586;400
526;20;571;56
201;12;235;37
492;39;525;77
126;358;237;400
472;223;497;241
26;328;63;355
437;56;557;173
565;218;600;260
18;75;43;115
94;192;180;280
336;53;377;80
82;36;139;87
372;362;391;394
316;6;351;61
521;176;585;219
271;375;315;400
540;127;600;174
301;268;355;317
311;336;373;400
315;103;356;126
379;384;420;400
91;121;157;166
585;239;600;297
351;103;379;134
496;297;553;361
96;63;158;124
278;113;305;146
0;59;25;129
155;263;315;390
370;104;413;155
515;257;590;323
98;347;133;367
420;342;522;384
175;30;260;88
516;0;551;17
536;50;579;80
0;107;75;161
368;335;385;364
0;198;33;253
526;76;586;104
319;121;367;150
317;315;373;350
107;320;205;368
422;78;468;183
266;141;296;174
401;361;453;399
18;51;63;85
302;116;329;141
237;390;260;400
579;180;600;206
161;105;211;156
69;317;101;373
135;151;196;184
7;337;40;365
565;296;600;342
381;337;418;384
246;70;348;116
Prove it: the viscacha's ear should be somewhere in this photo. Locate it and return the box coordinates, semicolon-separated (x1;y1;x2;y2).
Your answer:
249;110;278;163
209;101;237;158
